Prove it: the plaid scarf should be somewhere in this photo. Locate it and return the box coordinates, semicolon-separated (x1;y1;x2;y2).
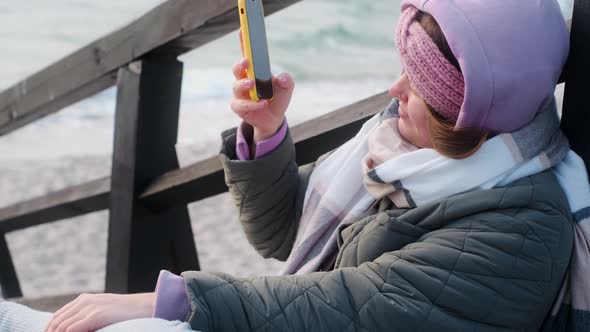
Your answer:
280;98;590;331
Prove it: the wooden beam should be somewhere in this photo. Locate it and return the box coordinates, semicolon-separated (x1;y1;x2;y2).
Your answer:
0;0;301;136
105;58;199;294
0;178;109;233
561;0;590;173
0;92;390;231
0;233;22;298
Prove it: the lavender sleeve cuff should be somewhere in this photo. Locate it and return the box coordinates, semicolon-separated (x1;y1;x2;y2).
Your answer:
236;119;288;160
152;270;190;321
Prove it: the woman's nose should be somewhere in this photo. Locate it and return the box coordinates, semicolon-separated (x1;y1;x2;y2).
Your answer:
388;73;407;101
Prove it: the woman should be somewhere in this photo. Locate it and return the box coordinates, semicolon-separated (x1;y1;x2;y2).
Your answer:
2;0;586;331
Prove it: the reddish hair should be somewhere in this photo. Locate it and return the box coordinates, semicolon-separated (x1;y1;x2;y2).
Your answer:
416;11;489;159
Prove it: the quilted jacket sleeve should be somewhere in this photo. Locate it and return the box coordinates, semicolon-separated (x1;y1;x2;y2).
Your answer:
219;127;325;261
182;173;575;332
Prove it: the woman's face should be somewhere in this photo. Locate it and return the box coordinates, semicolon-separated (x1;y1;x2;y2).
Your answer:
388;72;434;148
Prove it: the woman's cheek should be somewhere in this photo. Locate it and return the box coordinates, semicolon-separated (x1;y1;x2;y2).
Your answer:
408;98;428;131
398;118;415;144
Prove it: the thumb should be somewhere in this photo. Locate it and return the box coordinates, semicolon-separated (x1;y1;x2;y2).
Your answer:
269;73;295;115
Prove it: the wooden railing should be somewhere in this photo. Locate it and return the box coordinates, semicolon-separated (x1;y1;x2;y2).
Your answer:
0;0;392;299
1;0;589;302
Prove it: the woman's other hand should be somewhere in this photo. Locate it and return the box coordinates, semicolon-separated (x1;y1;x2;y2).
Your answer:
43;292;156;332
231;58;295;143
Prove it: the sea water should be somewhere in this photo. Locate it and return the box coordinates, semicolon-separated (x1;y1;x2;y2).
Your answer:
0;0;405;161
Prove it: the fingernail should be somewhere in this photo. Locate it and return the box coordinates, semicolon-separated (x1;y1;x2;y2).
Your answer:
241;59;249;67
244;79;253;87
278;76;290;87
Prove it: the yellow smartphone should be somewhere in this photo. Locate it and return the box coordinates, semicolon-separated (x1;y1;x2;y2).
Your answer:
238;0;274;102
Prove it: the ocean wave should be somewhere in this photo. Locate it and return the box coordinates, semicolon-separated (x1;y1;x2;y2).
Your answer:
274;23;392;53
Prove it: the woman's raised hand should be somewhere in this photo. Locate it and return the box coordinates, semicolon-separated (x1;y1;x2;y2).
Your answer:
231;59;294;142
43;292;155;332
231;30;295;143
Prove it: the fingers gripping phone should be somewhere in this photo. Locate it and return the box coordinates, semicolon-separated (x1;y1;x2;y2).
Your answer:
238;0;274;101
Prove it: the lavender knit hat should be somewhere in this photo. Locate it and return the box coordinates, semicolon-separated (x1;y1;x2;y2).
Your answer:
397;0;569;133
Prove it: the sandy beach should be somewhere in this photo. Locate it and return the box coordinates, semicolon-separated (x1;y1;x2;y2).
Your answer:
1;145;285;299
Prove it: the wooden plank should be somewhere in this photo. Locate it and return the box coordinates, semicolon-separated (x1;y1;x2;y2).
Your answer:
561;0;590;173
0;233;22;298
0;0;301;136
104;63;141;294
105;58;199;294
0;92;389;230
0;178;109;233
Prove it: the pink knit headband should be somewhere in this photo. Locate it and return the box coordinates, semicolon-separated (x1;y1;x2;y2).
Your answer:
395;6;464;122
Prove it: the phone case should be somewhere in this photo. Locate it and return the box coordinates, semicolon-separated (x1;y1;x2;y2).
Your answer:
238;0;269;102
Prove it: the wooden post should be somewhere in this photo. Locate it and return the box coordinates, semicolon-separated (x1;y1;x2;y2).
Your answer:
561;0;590;173
0;232;22;298
105;57;199;294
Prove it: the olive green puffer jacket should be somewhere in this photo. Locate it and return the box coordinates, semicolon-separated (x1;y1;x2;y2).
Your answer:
181;128;574;332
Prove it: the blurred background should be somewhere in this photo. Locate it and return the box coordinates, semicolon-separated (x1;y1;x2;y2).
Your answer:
0;0;574;298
